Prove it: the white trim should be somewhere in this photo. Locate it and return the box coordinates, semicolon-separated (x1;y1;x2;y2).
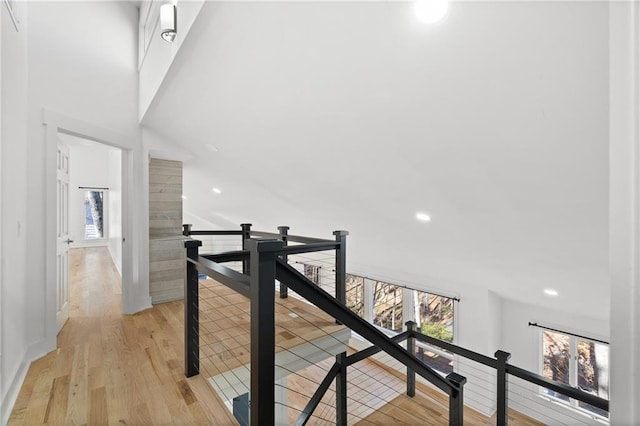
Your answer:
42;110;150;338
0;338;53;425
72;240;108;249
609;2;640;424
0;7;4;421
3;0;19;32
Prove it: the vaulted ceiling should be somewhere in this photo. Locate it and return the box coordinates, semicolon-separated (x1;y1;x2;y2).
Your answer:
142;1;609;317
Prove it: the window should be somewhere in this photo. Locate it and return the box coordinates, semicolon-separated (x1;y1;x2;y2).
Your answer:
415;291;454;342
373;281;403;332
341;272;457;374
84;190;104;239
542;330;609;419
303;264;321;285
413;290;455;374
345;274;364;317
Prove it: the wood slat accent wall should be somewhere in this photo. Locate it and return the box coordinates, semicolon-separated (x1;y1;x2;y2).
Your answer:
149;158;185;304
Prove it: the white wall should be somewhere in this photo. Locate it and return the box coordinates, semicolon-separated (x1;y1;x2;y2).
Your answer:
500;298;609;425
65;141;123;274
27;0;140;333
108;149;123;274
1;1;29;423
68;143;111;247
138;0;205;120
1;1;141;422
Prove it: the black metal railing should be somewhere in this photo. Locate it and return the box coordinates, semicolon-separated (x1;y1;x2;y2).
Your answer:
183;224;465;425
182;224;609;426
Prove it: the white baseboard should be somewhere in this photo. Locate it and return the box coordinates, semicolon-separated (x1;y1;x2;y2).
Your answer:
107;245;122;277
70;240;108;249
124;295;153;315
1;338;55;425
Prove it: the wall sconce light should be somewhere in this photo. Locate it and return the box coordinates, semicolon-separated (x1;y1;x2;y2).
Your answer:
160;4;177;42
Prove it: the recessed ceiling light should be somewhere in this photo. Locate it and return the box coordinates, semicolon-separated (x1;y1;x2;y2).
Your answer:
212;187;222;194
416;212;431;222
181;195;187;200
414;0;449;24
544;289;559;297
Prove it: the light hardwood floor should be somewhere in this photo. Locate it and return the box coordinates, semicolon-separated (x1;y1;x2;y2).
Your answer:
8;247;543;425
8;247;237;425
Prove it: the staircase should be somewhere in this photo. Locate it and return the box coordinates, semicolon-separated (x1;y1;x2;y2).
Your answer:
182;224;609;426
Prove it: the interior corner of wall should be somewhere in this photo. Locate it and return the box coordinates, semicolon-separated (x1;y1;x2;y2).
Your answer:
1;337;55;424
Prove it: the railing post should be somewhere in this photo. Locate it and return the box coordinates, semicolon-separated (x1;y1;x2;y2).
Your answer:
247;238;283;426
241;223;252;275
446;372;467;426
182;223;192;236
331;230;349;424
278;226;290;299
406;321;417;397
333;230;349;304
184;239;202;378
336;352;347;426
495;350;511;426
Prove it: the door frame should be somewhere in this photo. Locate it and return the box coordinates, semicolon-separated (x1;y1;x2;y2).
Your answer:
43;109;150;345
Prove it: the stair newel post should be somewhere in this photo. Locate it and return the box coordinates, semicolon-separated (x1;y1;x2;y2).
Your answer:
446;372;467;426
247;238;283;426
182;223;192;236
278;226;290;299
333;230;349;305
184;239;202;378
333;230;349;425
241;223;252;275
406;321;417;397
495;350;512;426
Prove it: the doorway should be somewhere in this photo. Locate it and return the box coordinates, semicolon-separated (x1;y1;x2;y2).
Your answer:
43;110;148;350
56;133;123;332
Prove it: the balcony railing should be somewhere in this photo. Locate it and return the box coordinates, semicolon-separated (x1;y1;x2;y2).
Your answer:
182;224;609;425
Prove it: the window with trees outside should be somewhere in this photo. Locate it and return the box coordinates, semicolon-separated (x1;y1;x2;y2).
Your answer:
414;290;454;374
542;330;609;419
84;190;104;239
342;274;456;375
303;264;321;285
372;281;403;332
345;274;364;317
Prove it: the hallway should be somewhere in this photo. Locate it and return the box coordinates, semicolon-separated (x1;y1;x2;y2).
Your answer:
8;247;235;425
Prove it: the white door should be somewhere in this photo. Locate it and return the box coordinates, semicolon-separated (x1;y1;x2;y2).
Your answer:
56;143;71;332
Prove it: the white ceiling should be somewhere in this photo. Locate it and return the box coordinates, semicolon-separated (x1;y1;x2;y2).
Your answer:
142;1;610;317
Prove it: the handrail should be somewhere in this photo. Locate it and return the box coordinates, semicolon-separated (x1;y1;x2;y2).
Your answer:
410;329;610;413
202;250;249;263
250;230;335;245
247;230;281;239
280;242;341;255
506;364;609;412
186;254;250;298
185;229;244;236
275;259;455;396
183;225;335;245
413;332;498;369
280;234;335;244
